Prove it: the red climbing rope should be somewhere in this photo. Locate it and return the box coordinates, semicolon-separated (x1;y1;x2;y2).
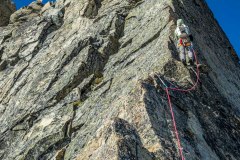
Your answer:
168;49;200;92
164;49;200;160
166;88;185;160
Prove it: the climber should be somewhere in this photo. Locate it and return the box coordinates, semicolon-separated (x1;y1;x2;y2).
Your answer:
175;19;194;66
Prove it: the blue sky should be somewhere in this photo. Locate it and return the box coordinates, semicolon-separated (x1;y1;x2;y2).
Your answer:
13;0;49;8
205;0;240;56
13;0;240;56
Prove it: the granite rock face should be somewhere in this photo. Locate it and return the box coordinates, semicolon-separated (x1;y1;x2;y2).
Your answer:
0;0;16;26
0;0;240;159
9;1;44;24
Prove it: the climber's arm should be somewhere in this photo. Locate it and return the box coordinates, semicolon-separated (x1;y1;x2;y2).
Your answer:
174;29;179;41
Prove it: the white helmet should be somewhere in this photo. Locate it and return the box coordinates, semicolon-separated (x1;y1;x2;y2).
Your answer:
177;19;184;26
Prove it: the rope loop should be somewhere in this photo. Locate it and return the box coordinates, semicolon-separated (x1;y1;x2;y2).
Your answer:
160;48;200;160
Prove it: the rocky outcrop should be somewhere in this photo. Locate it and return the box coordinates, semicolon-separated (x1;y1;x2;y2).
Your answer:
0;0;16;26
9;1;44;24
0;0;240;160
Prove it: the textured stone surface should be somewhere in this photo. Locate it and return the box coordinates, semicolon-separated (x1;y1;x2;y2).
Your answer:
0;0;240;159
9;1;44;24
0;0;16;26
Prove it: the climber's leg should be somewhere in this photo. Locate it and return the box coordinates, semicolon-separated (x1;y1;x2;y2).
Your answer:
179;45;186;65
187;47;194;65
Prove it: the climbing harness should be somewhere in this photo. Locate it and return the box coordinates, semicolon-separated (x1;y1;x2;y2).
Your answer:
158;48;200;160
178;38;191;47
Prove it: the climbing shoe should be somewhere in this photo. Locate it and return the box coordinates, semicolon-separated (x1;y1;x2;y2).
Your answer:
188;59;194;66
181;60;187;66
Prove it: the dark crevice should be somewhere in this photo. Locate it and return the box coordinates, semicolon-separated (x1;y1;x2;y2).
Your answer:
24;133;71;160
1;31;12;44
113;118;156;159
78;75;96;102
140;79;180;158
0;62;28;104
98;78;113;97
1;7;134;159
120;38;133;49
2;10;64;104
51;49;103;103
38;104;83;159
0;47;4;60
0;19;63;105
140;71;239;159
4;10;130;149
151;67;240;159
82;0;102;19
0;15;66;136
45;10;129;106
45;141;68;160
45;38;90;92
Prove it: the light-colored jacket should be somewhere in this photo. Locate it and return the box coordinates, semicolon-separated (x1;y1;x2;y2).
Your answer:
174;24;190;39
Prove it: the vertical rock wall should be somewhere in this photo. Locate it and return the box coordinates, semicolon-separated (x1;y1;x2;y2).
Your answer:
0;0;240;159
